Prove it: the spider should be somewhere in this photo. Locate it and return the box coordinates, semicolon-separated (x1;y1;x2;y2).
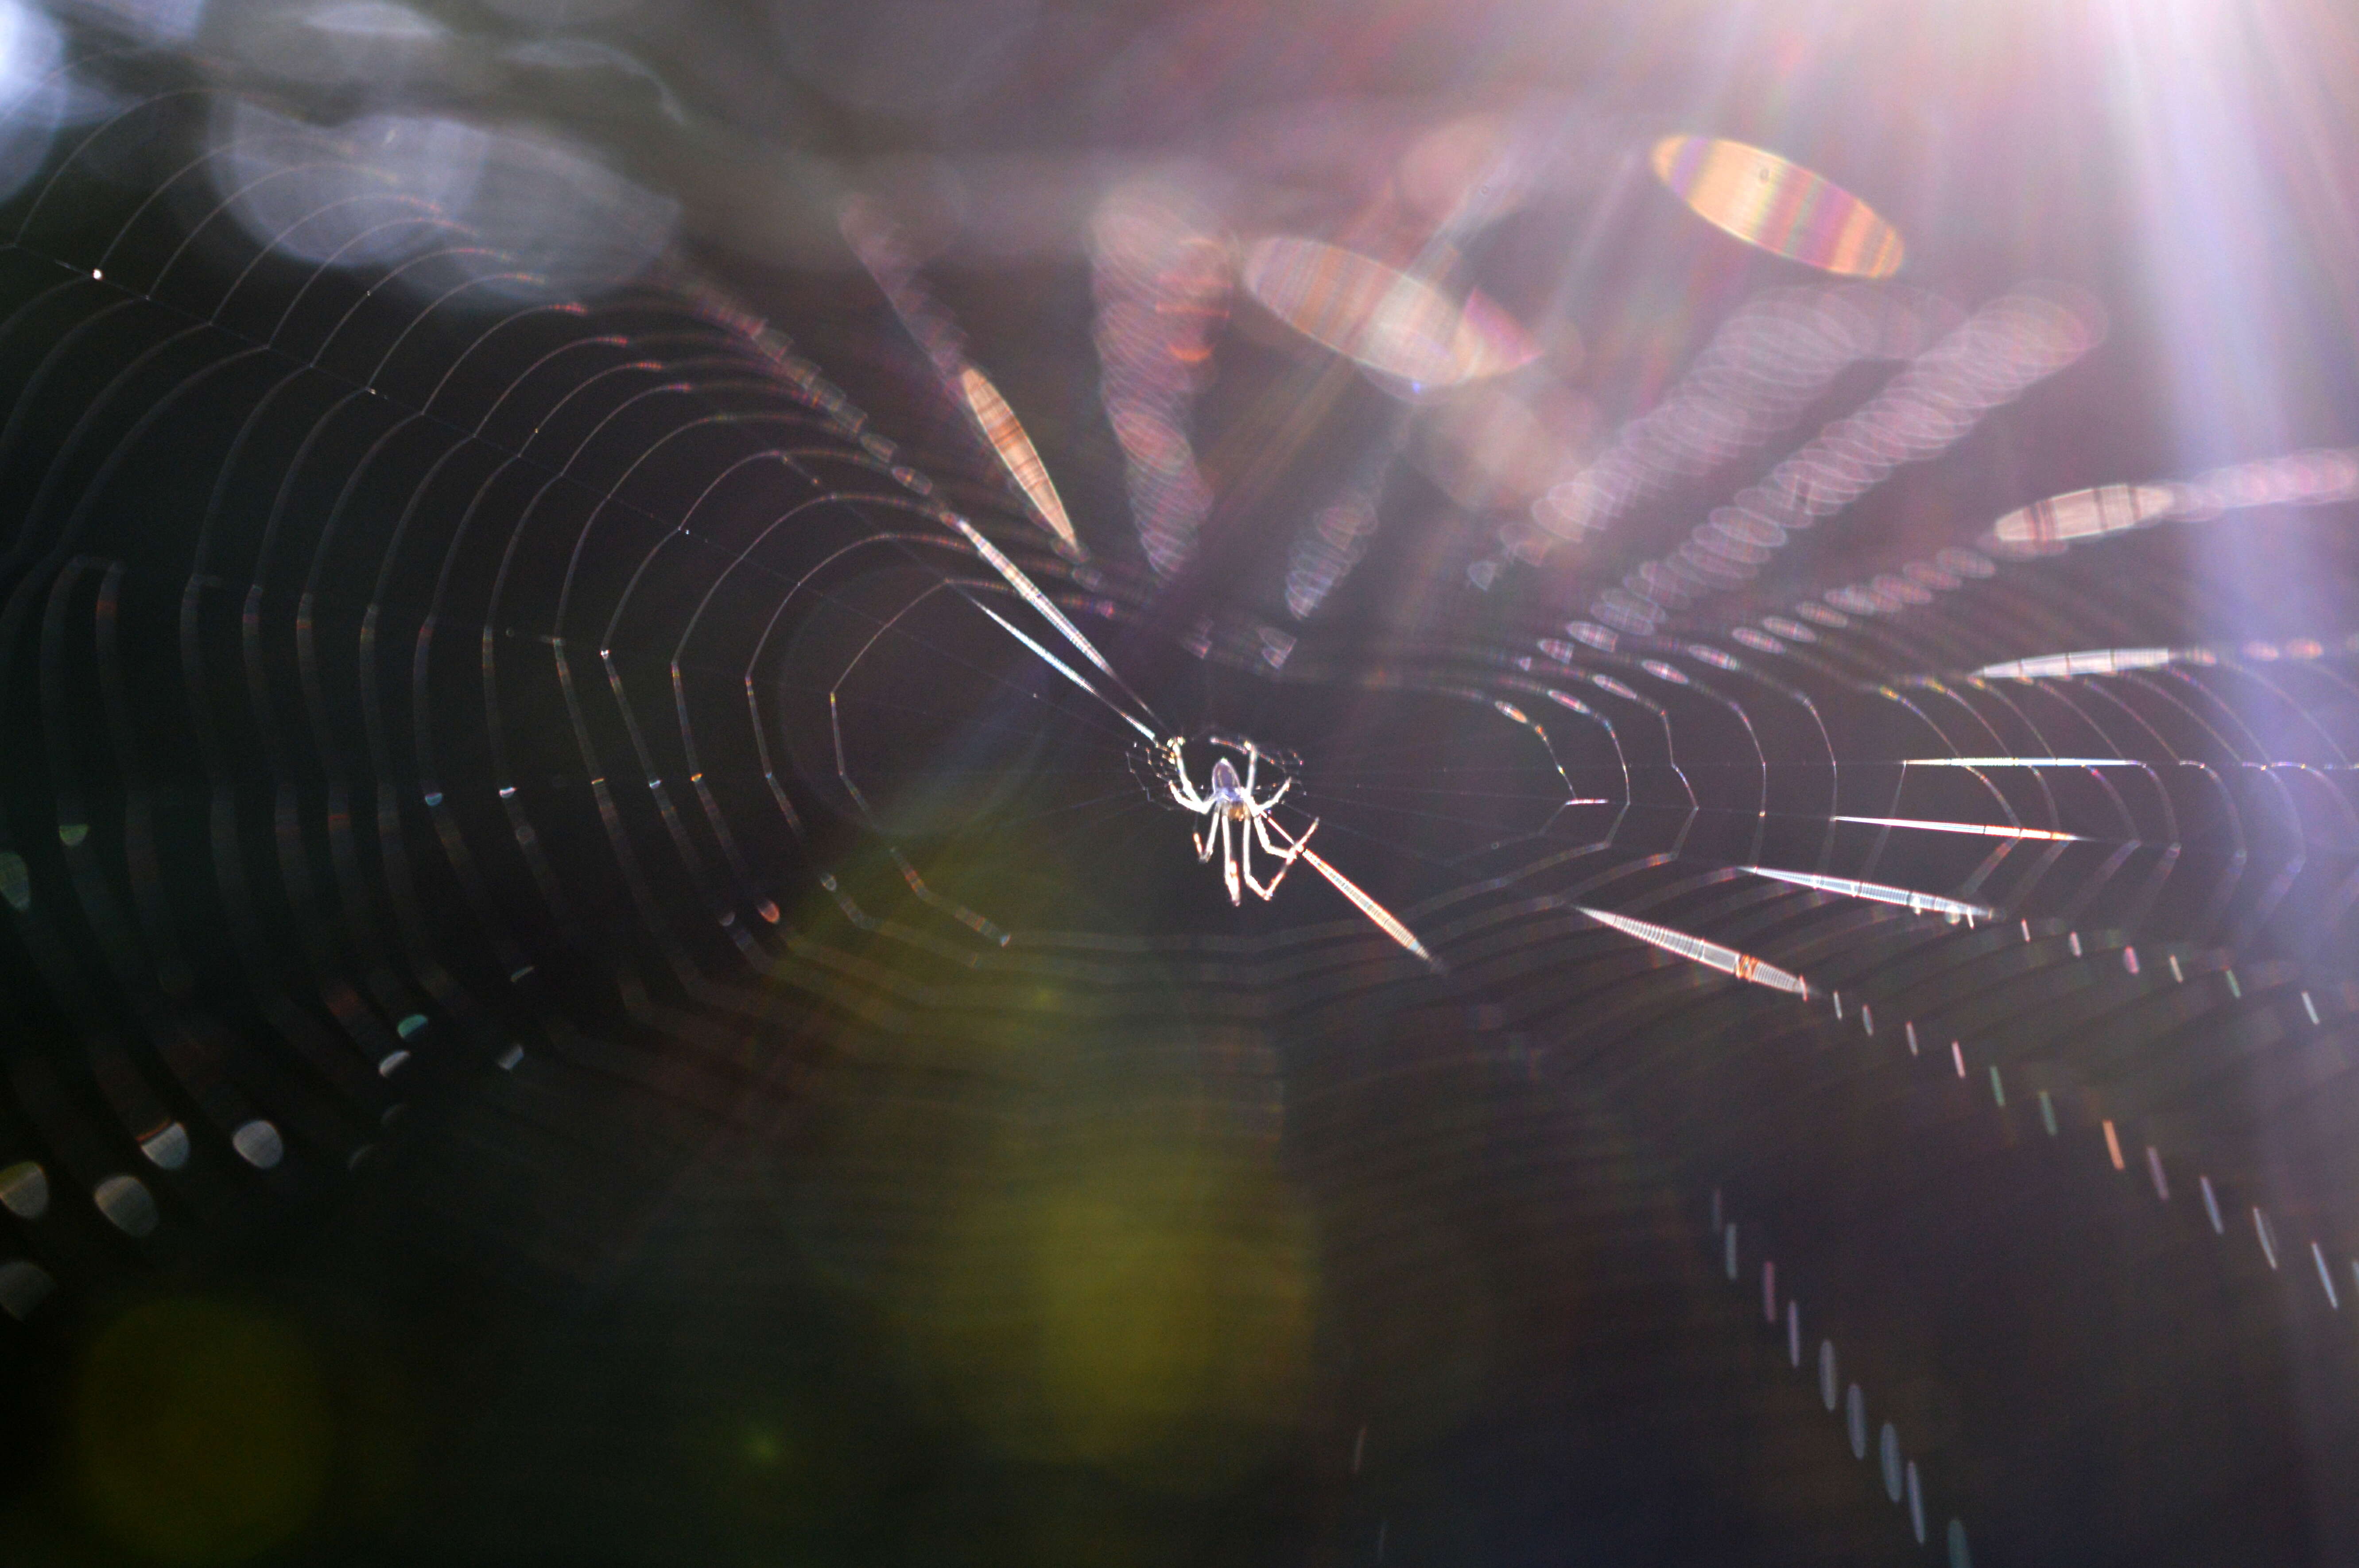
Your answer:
1158;736;1318;906
1145;734;1436;963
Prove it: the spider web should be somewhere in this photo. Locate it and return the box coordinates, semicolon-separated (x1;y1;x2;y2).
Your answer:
3;31;2359;1568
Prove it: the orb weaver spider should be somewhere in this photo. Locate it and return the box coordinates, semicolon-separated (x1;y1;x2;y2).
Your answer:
1153;735;1435;964
1160;735;1319;906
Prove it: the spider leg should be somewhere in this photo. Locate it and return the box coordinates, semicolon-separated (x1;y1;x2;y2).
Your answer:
1188;771;1218;856
1239;805;1262;900
1261;810;1315;855
1245;812;1317;898
1220;813;1242;905
1164;740;1213;813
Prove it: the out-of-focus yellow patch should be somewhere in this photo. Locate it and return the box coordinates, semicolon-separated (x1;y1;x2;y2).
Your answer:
913;1134;1316;1483
73;1298;332;1563
802;1012;1313;1487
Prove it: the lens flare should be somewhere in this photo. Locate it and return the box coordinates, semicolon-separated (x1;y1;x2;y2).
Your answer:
1240;236;1538;389
1745;867;1993;923
1990;483;2177;546
1090;183;1229;576
1832;815;2084;843
1971;647;2214;680
1650;136;1904;279
1578;906;1808;995
0;1160;44;1217
956;365;1079;557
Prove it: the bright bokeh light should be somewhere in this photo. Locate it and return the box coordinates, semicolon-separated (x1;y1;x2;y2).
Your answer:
1650;136;1904;279
957;365;1081;557
212;104;675;301
0;0;64;206
1241;236;1539;391
1990;483;2177;546
1090;182;1229;575
67;0;202;41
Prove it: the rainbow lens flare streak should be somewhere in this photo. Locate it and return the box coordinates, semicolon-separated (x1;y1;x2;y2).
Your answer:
1744;867;1994;924
1578;906;1809;996
1971;648;2213;680
1833;816;2085;843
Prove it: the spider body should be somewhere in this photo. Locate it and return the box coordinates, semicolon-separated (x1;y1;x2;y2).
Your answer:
1207;758;1249;814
